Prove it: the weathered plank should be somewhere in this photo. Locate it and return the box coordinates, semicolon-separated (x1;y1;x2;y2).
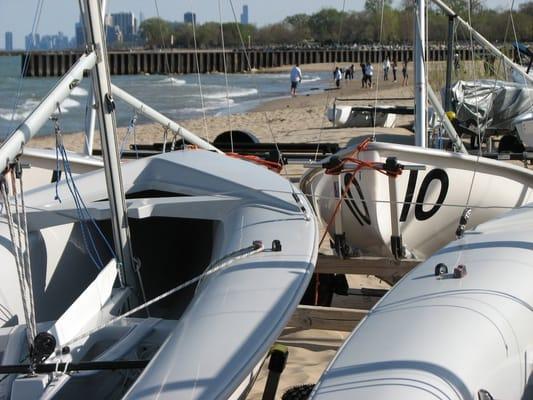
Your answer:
288;305;368;332
316;254;422;278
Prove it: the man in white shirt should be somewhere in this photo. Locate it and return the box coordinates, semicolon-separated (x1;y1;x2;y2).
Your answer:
383;57;390;81
290;64;302;96
366;62;374;87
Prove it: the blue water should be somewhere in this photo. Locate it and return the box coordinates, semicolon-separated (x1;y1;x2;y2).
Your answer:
0;56;330;138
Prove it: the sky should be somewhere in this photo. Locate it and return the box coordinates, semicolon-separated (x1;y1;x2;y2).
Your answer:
0;0;527;49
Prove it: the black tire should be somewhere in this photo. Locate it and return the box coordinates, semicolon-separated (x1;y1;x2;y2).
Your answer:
498;134;525;153
213;130;259;145
282;384;315;400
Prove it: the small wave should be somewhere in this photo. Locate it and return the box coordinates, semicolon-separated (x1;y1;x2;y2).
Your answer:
71;87;88;97
0;99;40;121
301;76;321;83
0;109;31;121
60;98;81;110
157;77;186;85
262;73;289;79
204;88;258;99
180;99;236;114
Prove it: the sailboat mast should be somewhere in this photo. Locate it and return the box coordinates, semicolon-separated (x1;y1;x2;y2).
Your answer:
81;0;137;291
414;0;427;147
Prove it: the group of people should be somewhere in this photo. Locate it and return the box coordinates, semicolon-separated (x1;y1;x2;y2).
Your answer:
290;57;410;95
333;65;355;88
360;62;375;88
382;57;409;86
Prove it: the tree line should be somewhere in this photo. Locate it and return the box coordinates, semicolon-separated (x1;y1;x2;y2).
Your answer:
138;1;533;49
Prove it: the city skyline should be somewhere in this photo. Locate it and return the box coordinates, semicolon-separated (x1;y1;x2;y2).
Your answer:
1;0;528;49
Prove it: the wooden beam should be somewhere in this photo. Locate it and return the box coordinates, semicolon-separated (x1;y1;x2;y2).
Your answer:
316;254;422;278
288;305;368;332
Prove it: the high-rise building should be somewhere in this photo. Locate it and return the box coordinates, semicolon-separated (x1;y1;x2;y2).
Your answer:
110;12;136;43
25;33;39;50
240;5;249;25
5;32;13;51
184;12;196;24
75;14;85;49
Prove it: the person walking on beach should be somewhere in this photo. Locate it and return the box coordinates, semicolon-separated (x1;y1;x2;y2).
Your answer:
383;57;390;81
392;59;398;82
290;63;302;96
334;67;342;88
360;63;367;88
402;60;409;86
366;62;374;88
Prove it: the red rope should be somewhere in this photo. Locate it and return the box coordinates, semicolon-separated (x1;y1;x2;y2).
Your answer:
227;152;283;173
313;138;402;305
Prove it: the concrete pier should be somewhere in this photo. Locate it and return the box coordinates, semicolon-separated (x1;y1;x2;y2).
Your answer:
0;47;511;77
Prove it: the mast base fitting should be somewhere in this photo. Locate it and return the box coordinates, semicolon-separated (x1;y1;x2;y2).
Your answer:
453;264;467;278
434;263;448;276
31;332;57;365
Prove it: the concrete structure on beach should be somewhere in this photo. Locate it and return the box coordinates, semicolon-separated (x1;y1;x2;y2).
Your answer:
1;46;506;77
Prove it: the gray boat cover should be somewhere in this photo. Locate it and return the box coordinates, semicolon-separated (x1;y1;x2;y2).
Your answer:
448;80;533;130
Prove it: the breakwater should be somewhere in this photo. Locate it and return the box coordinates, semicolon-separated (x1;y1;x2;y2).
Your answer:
0;47;510;77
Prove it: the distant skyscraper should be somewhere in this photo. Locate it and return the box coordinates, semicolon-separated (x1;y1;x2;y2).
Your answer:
5;32;13;51
75;14;85;49
25;33;39;50
111;12;136;43
240;5;249;24
184;12;196;24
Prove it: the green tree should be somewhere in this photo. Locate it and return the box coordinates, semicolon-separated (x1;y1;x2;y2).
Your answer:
307;8;346;44
139;18;173;47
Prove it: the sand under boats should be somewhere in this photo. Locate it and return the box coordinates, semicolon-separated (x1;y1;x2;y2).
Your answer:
0;0;318;398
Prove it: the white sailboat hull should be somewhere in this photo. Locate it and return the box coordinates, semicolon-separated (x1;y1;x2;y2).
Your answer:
311;204;533;399
301;141;533;259
0;149;318;399
327;105;396;128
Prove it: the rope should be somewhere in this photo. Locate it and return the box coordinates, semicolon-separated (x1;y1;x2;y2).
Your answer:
313;0;349;161
14;166;38;346
162;124;170;153
317;138;402;249
313;138;402;305
190;16;211;142
0;175;37;347
119;110;139;159
52;109;117;274
371;0;387;142
6;0;45;136
227;0;287;175
218;0;235;153
57;242;265;352
227;153;283;173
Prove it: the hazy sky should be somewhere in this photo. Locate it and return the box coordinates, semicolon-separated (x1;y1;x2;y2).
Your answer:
0;0;526;49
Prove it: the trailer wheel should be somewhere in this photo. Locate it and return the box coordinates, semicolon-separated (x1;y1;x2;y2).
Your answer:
498;134;524;153
213;130;259;145
282;384;315;400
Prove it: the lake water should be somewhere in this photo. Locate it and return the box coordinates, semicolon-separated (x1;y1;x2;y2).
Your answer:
0;56;330;139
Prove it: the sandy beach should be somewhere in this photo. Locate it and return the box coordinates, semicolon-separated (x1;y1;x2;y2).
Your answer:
28;63;416;154
26;63;415;399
